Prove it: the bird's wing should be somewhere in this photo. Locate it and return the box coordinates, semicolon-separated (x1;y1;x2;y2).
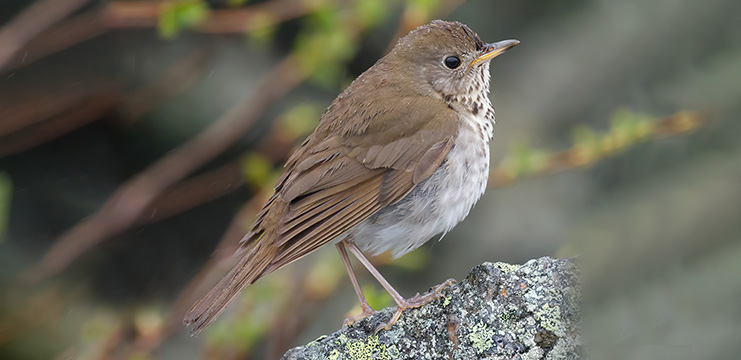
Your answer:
257;95;458;267
184;94;458;334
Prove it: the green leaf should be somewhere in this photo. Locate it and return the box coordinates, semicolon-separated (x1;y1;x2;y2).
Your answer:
240;152;273;190
157;0;209;39
408;0;440;10
362;284;393;310
572;125;597;145
294;6;359;87
246;12;278;46
405;0;441;20
310;4;341;30
279;103;323;138
295;28;357;86
512;139;535;174
158;9;178;39
355;0;390;28
500;139;549;176
604;109;657;153
228;0;249;8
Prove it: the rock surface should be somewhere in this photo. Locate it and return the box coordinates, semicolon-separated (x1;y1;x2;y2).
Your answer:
282;257;580;360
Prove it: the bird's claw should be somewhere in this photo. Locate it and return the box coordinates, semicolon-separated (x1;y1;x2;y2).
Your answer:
342;304;377;329
373;278;457;334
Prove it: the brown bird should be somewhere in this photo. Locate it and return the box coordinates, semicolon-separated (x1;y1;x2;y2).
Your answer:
184;20;518;335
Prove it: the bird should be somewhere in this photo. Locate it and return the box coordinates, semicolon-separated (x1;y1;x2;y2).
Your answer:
184;20;518;335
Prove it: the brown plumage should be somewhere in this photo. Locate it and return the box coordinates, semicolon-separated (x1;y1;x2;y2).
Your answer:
184;20;518;335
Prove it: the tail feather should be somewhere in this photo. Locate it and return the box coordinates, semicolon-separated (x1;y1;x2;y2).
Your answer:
183;241;278;335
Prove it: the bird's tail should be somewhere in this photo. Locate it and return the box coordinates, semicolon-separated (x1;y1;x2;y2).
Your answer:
183;240;278;335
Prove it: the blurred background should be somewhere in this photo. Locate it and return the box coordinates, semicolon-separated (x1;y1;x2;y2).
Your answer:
0;0;738;359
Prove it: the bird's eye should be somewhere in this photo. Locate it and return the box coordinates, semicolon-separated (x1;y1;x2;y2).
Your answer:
444;56;461;69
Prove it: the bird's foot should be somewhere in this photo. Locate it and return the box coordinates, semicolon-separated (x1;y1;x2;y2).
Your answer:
374;278;457;334
342;302;377;328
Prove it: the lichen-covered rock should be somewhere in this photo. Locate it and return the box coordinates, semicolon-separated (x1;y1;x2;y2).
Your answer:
282;257;580;360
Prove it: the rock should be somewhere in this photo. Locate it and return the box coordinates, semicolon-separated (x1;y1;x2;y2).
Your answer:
282;257;580;360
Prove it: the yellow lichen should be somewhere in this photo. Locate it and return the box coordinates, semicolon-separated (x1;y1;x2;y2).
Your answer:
534;303;561;333
328;349;341;360
468;321;495;354
492;262;519;274
344;335;393;360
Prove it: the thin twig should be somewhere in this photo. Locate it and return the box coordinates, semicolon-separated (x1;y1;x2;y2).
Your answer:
0;50;208;157
103;0;312;33
1;0;316;74
0;10;109;74
0;82;115;138
133;121;306;225
0;0;92;70
164;195;263;329
122;193;267;355
488;111;706;188
0;86;122;158
26;55;306;282
137;161;245;224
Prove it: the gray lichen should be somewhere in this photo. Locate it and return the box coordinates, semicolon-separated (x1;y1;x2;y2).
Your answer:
282;257;580;360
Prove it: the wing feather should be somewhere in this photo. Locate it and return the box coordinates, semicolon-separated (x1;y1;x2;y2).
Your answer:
185;88;461;335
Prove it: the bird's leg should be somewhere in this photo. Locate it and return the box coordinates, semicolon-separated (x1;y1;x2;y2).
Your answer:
336;242;376;326
344;241;456;333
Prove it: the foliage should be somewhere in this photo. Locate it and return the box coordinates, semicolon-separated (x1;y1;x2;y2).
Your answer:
158;0;210;38
0;0;724;359
493;111;704;186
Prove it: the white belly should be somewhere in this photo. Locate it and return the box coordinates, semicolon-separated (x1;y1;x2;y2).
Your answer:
348;115;492;258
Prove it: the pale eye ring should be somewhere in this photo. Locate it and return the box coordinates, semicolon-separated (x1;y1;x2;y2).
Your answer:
444;56;461;69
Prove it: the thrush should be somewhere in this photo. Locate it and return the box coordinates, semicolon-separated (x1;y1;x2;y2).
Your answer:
184;20;518;335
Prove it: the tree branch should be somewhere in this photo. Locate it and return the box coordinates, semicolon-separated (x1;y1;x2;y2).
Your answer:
26;55;306;282
0;0;91;70
1;0;317;73
0;87;121;157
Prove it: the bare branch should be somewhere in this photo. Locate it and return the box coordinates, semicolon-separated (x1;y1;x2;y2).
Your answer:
0;11;108;74
0;82;115;138
138;162;245;224
26;55;306;282
488;111;706;188
104;0;313;33
0;0;92;70
2;0;317;73
0;85;122;158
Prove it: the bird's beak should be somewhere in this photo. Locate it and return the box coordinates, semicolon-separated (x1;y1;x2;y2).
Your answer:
469;39;520;69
